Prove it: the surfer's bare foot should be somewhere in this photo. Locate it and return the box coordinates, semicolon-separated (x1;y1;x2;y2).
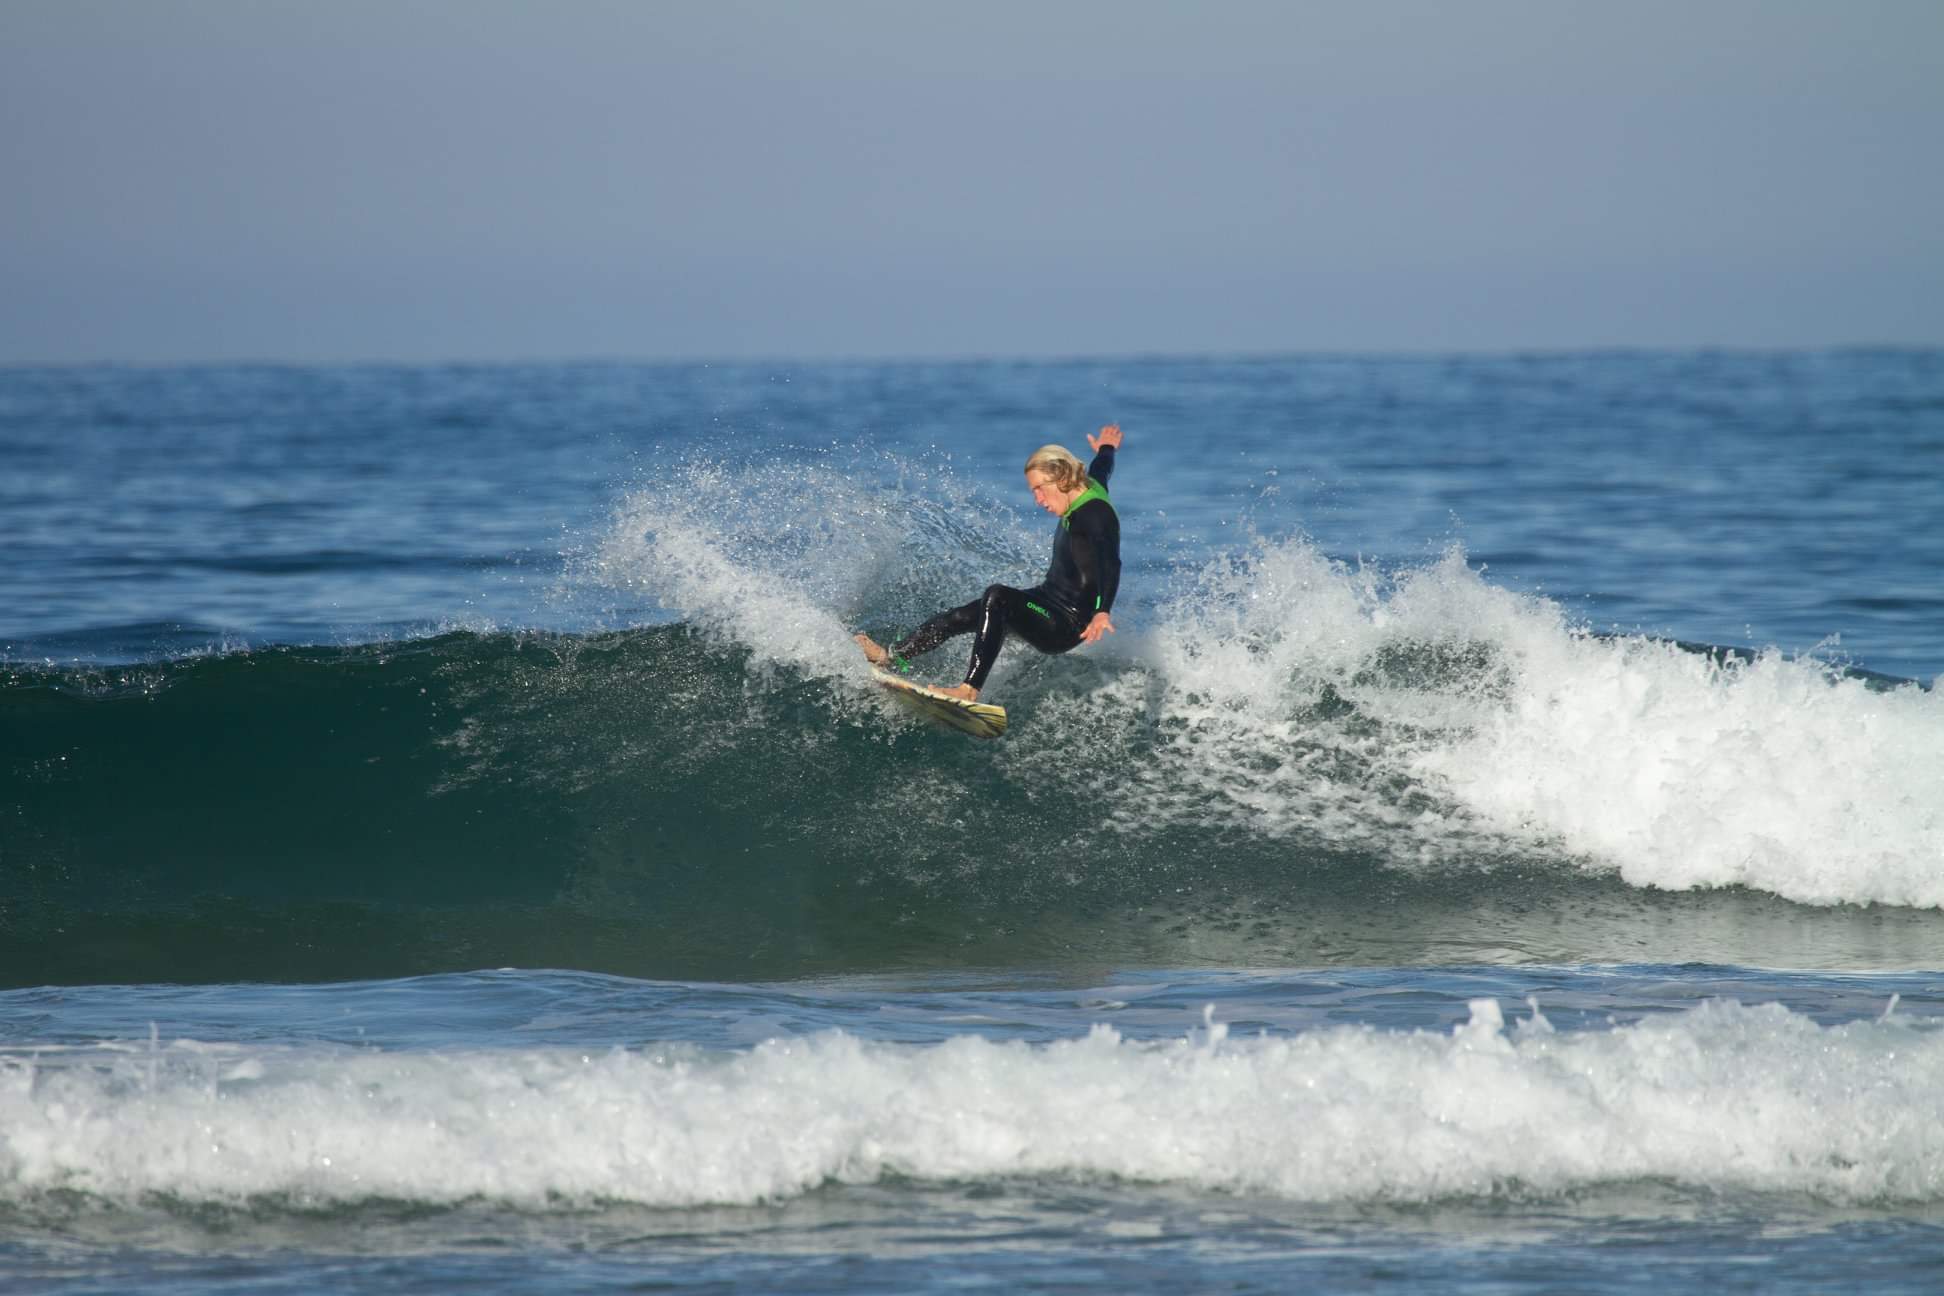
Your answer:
938;683;979;702
854;633;889;667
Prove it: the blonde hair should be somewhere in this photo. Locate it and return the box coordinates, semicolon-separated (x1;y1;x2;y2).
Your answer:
1023;444;1089;492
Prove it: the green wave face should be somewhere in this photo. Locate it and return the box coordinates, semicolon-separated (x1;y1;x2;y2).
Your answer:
0;628;1071;986
6;627;1942;987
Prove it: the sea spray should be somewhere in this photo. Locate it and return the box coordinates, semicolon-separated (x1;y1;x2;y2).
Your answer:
582;452;1045;687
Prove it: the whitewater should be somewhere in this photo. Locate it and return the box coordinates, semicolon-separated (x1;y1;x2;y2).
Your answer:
8;995;1944;1209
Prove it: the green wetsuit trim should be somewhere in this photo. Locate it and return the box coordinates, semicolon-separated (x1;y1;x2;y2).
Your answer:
1060;481;1115;530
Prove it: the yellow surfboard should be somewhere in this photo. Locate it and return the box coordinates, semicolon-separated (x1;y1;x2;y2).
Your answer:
871;668;1008;739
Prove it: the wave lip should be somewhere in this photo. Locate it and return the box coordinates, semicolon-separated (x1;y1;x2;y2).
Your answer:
5;1000;1940;1210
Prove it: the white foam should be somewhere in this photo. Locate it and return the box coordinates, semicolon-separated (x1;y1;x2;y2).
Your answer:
1418;615;1944;907
4;1002;1940;1209
1125;539;1944;908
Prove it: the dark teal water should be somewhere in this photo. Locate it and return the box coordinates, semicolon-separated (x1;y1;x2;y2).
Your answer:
2;353;1942;1291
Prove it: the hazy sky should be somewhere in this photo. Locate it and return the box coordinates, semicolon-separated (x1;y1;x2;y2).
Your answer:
4;0;1941;363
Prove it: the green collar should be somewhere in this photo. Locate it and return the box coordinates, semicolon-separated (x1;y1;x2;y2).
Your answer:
1061;480;1114;529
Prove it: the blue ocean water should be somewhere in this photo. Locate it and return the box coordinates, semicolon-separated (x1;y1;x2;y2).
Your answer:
3;352;1943;1291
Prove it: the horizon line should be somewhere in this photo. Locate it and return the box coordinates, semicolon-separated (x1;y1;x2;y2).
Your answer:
5;340;1941;372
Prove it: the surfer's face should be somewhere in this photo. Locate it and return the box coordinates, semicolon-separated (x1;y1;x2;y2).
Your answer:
1025;470;1071;516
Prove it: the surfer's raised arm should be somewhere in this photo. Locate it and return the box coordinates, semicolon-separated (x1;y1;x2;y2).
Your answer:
1073;425;1122;643
1086;423;1122;488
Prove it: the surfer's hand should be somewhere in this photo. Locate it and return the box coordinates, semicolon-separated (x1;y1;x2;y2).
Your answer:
1080;612;1115;644
1088;424;1123;452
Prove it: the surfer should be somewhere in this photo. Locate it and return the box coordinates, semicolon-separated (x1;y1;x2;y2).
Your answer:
855;424;1123;701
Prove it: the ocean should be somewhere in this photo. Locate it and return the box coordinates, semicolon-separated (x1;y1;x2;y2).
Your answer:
3;352;1941;1291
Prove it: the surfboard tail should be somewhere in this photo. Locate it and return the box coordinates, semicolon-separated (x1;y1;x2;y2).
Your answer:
871;669;1008;738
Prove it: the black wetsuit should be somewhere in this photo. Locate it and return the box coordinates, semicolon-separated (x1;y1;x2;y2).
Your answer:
889;446;1121;691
